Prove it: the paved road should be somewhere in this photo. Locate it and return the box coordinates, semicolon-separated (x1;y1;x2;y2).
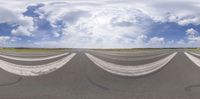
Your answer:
0;50;200;99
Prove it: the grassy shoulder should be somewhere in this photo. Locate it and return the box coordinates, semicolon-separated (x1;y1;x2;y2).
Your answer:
184;48;200;51
90;48;174;51
90;48;200;52
0;48;71;52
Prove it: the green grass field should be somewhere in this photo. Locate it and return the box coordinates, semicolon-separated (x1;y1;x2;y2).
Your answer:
90;48;200;51
90;48;171;51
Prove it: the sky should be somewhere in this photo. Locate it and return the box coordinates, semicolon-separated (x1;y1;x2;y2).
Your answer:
0;0;200;48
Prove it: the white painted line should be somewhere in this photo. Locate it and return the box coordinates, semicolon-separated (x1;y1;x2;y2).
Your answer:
184;52;200;67
0;52;69;61
0;53;76;76
86;52;177;76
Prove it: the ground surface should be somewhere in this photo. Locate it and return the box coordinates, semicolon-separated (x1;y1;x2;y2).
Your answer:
0;49;200;99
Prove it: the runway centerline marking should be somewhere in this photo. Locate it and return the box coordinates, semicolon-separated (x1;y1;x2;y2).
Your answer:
0;53;76;76
86;52;177;76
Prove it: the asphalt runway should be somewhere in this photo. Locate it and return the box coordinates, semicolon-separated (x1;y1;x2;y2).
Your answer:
91;49;174;57
0;53;70;66
0;49;200;99
0;50;68;58
89;51;173;65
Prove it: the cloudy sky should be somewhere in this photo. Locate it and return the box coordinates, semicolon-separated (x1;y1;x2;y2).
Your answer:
0;0;200;48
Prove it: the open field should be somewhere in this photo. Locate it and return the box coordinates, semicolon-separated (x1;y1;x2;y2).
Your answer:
90;48;200;51
0;48;200;99
90;48;172;52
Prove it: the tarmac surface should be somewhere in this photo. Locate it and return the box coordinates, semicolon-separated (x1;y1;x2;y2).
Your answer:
0;49;200;99
0;54;69;66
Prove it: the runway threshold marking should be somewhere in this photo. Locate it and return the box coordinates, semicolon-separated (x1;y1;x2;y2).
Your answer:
185;52;200;67
0;52;69;61
85;52;177;76
0;53;76;76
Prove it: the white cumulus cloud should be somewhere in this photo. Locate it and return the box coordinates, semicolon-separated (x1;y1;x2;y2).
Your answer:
147;37;165;47
0;36;10;42
34;3;152;48
0;5;35;37
1;0;200;48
